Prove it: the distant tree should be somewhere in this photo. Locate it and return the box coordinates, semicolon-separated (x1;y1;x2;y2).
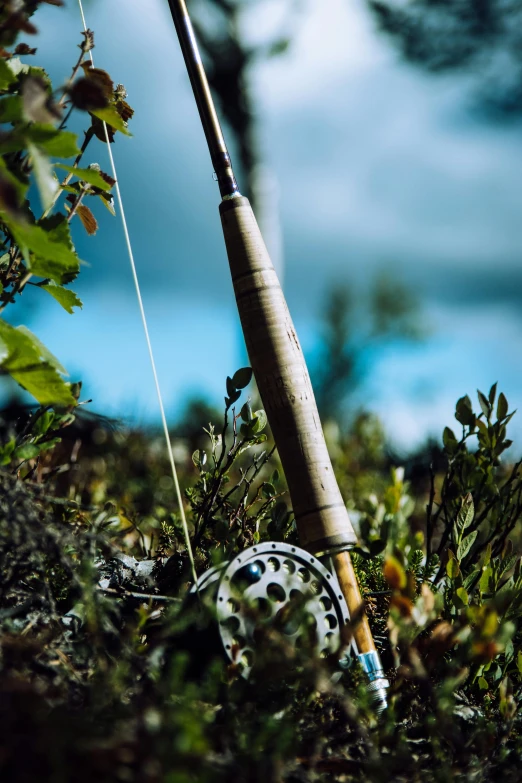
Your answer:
368;0;522;118
314;275;424;422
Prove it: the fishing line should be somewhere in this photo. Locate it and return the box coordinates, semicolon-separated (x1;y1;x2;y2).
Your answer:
76;0;198;587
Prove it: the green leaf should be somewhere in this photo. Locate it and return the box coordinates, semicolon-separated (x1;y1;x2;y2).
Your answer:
482;542;492;568
455;395;474;425
240;402;253;422
17;325;67;374
497;392;508;420
232;367;253;389
90;105;132;136
191;449;206;468
251;409;267;434
42;283;83;314
446;550;460;580
0;438;16;466
455;586;469;607
0;95;23;123
457;530;478;562
27;126;80;158
488;382;497;405
28;142;58;212
262;482;276;498
443;426;458;452
517;650;522;676
478;676;489;690
476;418;488;436
0;58;16;90
56;164;114;191
0;126;76;156
457;493;474;531
0;320;75;406
224;390;241;407
32;410;54;437
490;663;502;682
98;190;116;216
38;437;61;453
13;442;42;461
480;566;493;595
0;130;27;155
0;155;28;203
499;550;518;579
477;389;491;418
11;214;80;284
463;569;480;590
226;376;235;396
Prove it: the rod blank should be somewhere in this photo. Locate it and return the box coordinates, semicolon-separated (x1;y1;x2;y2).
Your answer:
166;0;239;198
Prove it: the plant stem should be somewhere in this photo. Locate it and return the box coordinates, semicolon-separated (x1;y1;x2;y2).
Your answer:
58;48;85;107
67;182;89;223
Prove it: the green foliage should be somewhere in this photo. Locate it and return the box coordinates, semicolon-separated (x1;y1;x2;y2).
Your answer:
1;379;521;781
41;281;83;313
185;370;289;560
0;321;76;406
0;3;132;406
427;385;521;566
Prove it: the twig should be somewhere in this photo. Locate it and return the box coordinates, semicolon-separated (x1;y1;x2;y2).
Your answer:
426;463;436;559
97;586;181;603
0;469;98;511
57;44;86;107
67;181;90;223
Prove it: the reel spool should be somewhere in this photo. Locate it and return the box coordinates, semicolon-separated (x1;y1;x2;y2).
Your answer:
195;541;352;678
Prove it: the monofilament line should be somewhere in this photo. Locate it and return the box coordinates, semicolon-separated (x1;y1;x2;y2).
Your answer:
77;0;198;587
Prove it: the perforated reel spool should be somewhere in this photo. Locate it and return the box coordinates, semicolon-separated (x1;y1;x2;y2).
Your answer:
199;542;351;678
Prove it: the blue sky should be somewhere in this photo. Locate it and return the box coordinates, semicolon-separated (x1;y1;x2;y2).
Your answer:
14;0;522;450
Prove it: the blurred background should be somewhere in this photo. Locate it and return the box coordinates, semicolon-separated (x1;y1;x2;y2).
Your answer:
10;0;522;452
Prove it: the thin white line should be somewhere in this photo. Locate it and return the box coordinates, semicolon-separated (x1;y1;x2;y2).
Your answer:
77;0;197;586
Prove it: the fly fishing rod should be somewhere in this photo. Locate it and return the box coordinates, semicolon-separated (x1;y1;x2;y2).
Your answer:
166;0;388;709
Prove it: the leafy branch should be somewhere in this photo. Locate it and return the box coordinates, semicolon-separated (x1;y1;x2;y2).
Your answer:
0;11;132;411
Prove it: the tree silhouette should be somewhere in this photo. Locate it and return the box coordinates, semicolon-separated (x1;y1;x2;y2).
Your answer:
368;0;522;118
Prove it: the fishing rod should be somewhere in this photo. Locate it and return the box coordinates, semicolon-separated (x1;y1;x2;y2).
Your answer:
166;0;388;709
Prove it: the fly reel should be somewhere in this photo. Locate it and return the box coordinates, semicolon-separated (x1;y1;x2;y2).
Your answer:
195;541;352;677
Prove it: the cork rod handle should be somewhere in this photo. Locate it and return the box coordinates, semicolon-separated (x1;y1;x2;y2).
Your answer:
220;196;356;555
